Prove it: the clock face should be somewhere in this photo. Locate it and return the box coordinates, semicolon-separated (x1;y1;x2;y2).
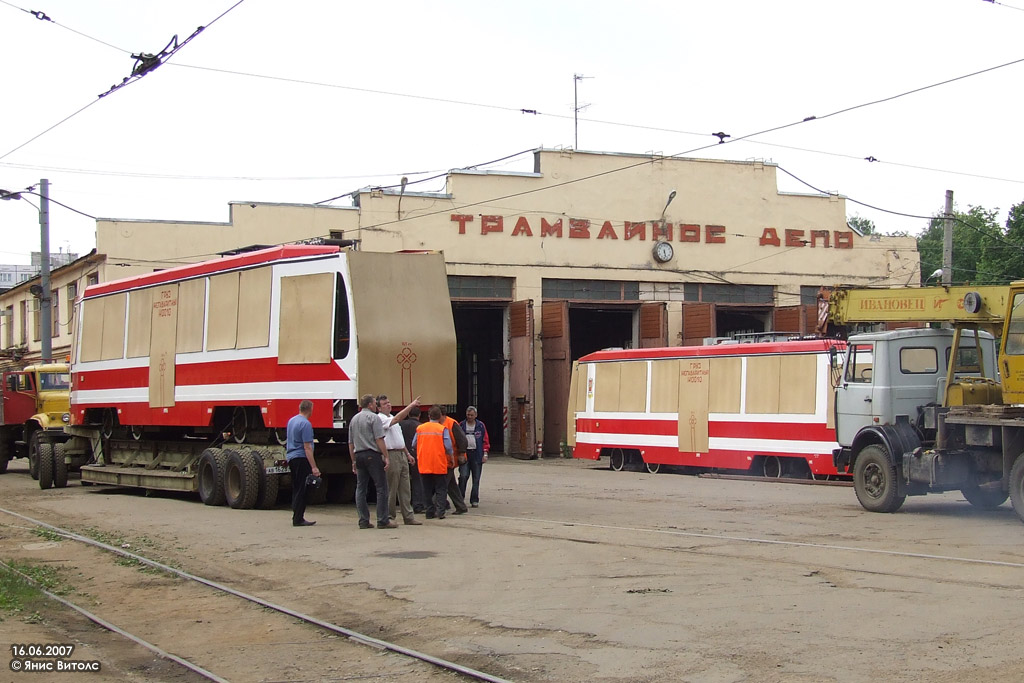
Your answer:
653;240;674;263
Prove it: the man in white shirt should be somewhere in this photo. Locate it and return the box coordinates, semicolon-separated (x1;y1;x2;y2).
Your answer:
377;394;422;525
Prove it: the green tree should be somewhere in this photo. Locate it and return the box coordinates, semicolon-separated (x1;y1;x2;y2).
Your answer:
848;215;875;235
916;205;1006;285
977;200;1024;283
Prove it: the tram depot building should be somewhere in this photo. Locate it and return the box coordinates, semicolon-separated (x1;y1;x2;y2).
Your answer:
0;149;918;458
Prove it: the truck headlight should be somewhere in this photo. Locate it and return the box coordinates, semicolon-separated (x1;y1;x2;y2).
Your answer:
61;413;70;424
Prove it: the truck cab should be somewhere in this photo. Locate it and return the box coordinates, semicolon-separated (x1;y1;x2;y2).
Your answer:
0;363;72;475
835;329;998;448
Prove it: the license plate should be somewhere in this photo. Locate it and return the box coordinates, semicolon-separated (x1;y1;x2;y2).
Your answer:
265;466;290;475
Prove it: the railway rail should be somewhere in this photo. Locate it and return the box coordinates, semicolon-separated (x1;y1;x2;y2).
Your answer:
0;506;512;683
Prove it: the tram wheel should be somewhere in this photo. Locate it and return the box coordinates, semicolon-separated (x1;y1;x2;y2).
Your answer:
645;461;661;474
762;455;782;479
609;448;625;472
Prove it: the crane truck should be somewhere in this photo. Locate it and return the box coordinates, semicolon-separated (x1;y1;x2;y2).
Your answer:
820;283;1024;522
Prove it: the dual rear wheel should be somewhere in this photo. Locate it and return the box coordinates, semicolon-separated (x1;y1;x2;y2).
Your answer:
198;446;279;509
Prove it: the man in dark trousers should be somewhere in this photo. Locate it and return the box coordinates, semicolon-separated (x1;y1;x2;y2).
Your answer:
439;406;469;515
399;406;427;513
413;406;453;519
348;394;397;529
286;399;320;527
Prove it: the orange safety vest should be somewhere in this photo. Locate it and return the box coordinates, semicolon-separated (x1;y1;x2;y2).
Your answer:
415;422;449;475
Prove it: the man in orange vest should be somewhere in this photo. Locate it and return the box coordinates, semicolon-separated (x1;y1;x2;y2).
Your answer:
413;406;453;519
439;406;469;515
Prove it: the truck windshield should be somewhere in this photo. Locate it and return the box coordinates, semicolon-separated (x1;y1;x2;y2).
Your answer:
844;344;874;383
39;372;70;390
1006;293;1024;355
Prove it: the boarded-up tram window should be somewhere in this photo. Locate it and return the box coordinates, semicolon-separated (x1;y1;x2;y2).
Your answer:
709;357;741;413
745;355;782;414
279;273;333;364
176;278;206;353
127;288;154;358
618;362;647;412
650;360;679;413
593;363;621;412
207;272;239;351
237;267;272;349
100;293;127;361
79;297;105;362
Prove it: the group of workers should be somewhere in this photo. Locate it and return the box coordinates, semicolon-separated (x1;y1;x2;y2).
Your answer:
285;396;489;528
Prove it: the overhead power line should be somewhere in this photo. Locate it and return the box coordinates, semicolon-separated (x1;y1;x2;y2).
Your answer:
0;0;131;52
0;0;247;162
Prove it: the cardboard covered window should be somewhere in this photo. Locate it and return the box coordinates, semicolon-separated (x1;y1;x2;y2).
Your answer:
279;273;333;364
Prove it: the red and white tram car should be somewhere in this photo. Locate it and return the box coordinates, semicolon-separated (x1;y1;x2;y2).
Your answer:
568;340;846;478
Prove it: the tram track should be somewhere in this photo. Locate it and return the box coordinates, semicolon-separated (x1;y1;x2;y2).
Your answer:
452;512;1024;592
0;506;513;683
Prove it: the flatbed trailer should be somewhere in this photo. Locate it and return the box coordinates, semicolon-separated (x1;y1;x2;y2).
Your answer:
63;245;456;508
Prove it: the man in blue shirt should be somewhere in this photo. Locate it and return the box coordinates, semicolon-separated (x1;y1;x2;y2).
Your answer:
287;400;320;527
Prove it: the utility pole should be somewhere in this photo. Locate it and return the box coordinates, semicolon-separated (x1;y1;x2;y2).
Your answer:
39;178;52;362
942;190;953;287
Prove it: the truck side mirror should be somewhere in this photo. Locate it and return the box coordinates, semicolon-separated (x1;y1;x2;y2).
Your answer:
7;376;17;393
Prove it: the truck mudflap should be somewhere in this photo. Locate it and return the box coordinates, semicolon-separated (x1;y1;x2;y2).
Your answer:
833;447;852;473
848;417;922;489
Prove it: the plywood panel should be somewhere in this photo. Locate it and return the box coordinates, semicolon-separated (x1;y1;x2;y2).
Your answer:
618;361;647;413
207;272;239;351
576;361;589;413
746;355;781;414
100;293;126;361
149;284;178;407
278;273;333;364
126;288;153;358
566;362;580;446
79;297;105;362
827;381;836;429
347;252;456;405
678;359;710;452
779;354;817;414
709;356;742;413
650;360;679;413
176;279;206;354
236;266;272;349
593;363;621;412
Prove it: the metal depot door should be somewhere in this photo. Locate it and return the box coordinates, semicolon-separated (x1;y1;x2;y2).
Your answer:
542;300;570;457
639;302;667;348
508;300;536;459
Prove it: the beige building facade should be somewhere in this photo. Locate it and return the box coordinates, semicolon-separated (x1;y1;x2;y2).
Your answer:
50;150;920;455
0;251;104;370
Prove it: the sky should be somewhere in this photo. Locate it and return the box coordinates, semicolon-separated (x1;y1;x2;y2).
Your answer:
1;0;1022;265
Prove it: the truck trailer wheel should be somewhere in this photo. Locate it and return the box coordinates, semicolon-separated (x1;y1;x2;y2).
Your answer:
961;483;1008;510
252;448;280;510
853;444;906;513
1009;456;1024;524
28;431;43;480
52;443;68;489
198;448;228;506
0;433;11;473
37;442;54;490
223;448;260;509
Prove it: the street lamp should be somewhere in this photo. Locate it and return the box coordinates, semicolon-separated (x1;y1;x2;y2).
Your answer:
0;179;52;361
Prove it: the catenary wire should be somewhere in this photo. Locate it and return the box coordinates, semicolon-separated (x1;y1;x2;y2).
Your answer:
0;1;246;162
0;0;131;53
